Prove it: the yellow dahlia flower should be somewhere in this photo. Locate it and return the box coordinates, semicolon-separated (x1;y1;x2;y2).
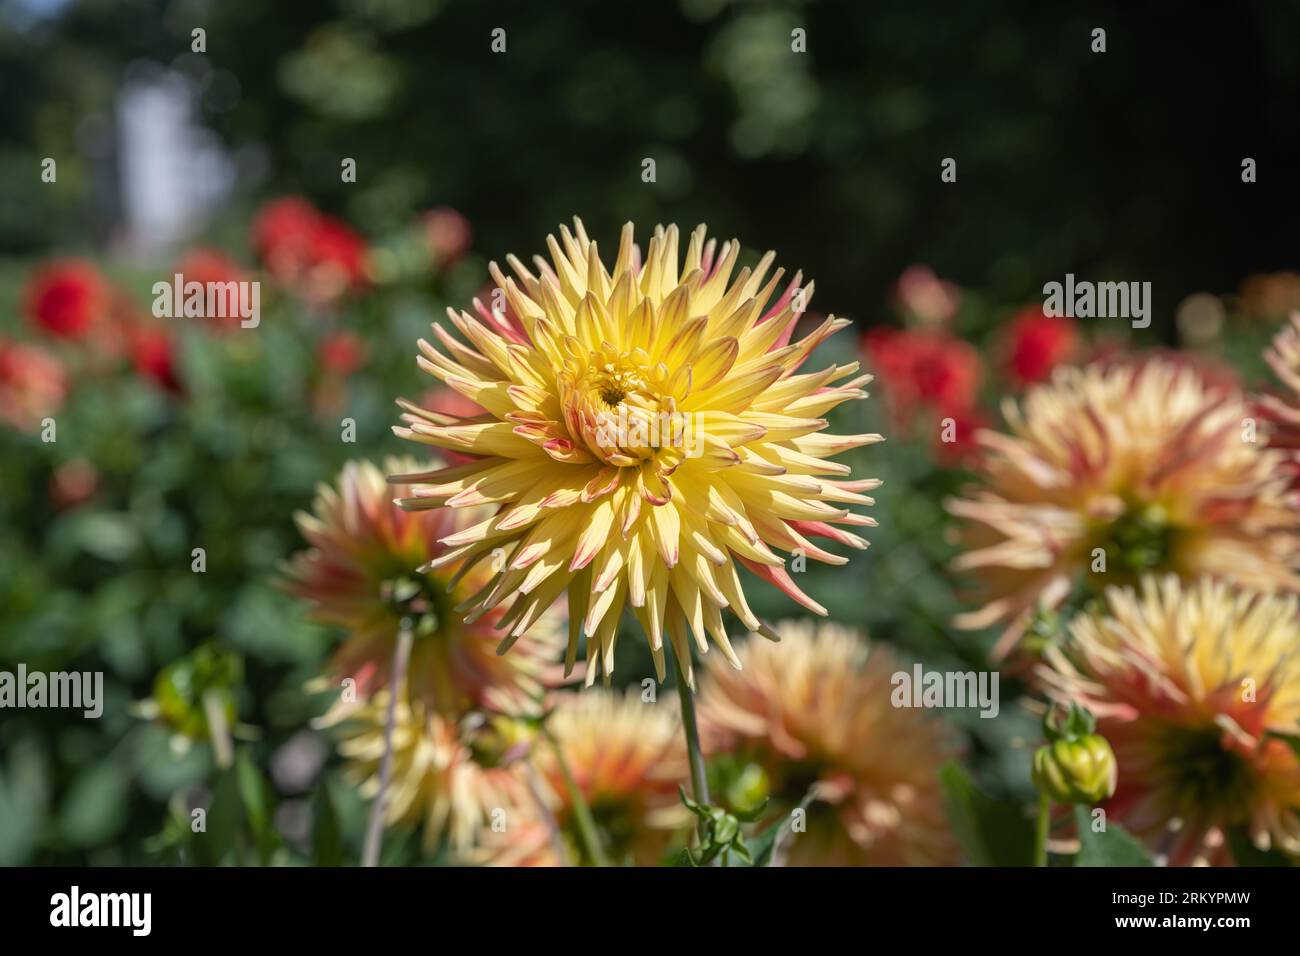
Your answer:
478;689;690;866
322;688;533;857
393;219;879;685
948;359;1300;657
1039;576;1300;865
697;620;959;866
283;457;565;716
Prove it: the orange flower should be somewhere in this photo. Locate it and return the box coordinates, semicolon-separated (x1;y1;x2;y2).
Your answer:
282;457;565;717
948;359;1300;657
1039;576;1300;865
698;620;959;866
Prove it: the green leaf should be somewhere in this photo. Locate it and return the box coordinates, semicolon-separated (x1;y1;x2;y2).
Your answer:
1073;807;1154;867
235;750;280;865
195;766;241;866
939;761;1035;866
59;762;129;848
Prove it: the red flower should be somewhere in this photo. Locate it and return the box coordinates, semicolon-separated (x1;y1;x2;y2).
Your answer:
319;331;367;376
23;260;109;338
252;197;368;304
864;326;981;419
50;458;99;510
1003;306;1078;386
423;206;473;269
0;337;67;430
174;248;249;331
129;325;182;394
933;405;989;466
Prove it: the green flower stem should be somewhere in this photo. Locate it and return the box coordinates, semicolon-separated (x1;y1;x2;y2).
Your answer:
540;722;609;867
361;621;414;867
202;689;234;770
673;652;711;836
1034;791;1051;867
524;761;571;866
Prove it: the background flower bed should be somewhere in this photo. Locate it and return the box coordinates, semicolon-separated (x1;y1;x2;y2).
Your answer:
2;0;1299;865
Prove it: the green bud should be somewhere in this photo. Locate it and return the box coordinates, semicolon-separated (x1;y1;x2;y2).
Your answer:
1032;735;1117;805
724;762;771;817
151;644;242;739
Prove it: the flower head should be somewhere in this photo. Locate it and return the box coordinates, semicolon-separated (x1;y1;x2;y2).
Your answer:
0;337;67;431
697;620;959;866
1002;305;1078;386
394;219;878;684
174;248;249;332
1039;576;1300;864
282;457;564;716
423;207;473;270
23;259;109;338
1260;311;1300;487
478;688;690;866
252;197;367;304
948;359;1300;657
128;324;182;394
323;689;533;857
893;265;961;326
863;325;981;425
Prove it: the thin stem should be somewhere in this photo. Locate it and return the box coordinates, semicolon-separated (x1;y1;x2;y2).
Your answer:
202;690;234;770
362;622;414;867
1034;791;1051;867
540;722;609;867
524;761;571;866
673;650;710;831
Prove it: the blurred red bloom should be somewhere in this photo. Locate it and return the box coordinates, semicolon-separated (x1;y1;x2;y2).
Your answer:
319;331;367;376
129;325;182;394
23;259;109;338
933;405;989;466
864;326;981;418
1003;306;1078;386
863;326;985;465
423;206;473;269
893;265;961;326
49;458;99;509
252;197;368;304
174;248;248;331
0;337;67;430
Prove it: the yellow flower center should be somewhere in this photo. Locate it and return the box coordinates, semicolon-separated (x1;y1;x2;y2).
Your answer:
561;344;687;466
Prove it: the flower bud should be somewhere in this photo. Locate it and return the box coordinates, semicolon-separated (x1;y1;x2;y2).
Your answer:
1032;735;1117;805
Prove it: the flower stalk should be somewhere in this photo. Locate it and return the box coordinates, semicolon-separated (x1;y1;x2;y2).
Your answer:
361;619;414;867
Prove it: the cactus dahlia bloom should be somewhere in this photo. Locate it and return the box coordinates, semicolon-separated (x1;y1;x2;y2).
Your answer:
947;359;1300;658
394;219;879;685
322;689;533;857
1039;576;1300;865
282;457;564;717
478;689;690;866
697;620;959;866
1261;311;1300;485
